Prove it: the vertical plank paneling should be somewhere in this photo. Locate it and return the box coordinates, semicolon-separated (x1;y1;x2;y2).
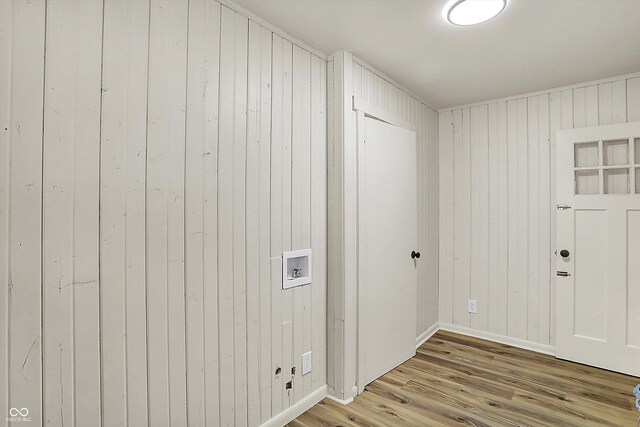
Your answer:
124;0;150;420
537;94;551;345
291;45;305;403
128;31;151;427
282;320;293;408
218;5;238;425
311;56;327;393
612;80;627;124
246;20;262;426
383;81;390;112
373;75;383;108
439;111;454;324
185;1;221;425
0;0;11;419
487;103;500;333
598;82;613;125
585;85;599;127
382;81;390;113
393;83;400;116
361;68;371;104
417;105;424;330
232;12;249;425
100;0;127;417
280;37;294;410
461;108;471;328
326;54;339;399
506;100;520;339
299;48;313;399
200;3;222;422
43;0;103;424
3;1;46;423
42;0;75;423
101;0;151;423
341;52;357;403
353;63;362;101
469;105;489;330
452;109;465;326
428;108;440;328
70;0;103;420
429;110;439;327
270;33;284;417
258;25;273;425
416;103;424;332
515;98;529;340
549;91;562;346
628;77;640;122
248;21;275;427
3;2;331;426
166;0;191;410
573;87;586;128
454;108;471;326
561;90;574;130
147;1;188;425
526;96;540;342
496;101;509;336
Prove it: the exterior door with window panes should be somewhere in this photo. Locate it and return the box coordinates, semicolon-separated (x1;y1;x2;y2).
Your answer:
556;122;640;377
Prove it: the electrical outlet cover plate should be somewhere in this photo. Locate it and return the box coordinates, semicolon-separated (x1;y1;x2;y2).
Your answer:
302;351;312;376
468;299;477;314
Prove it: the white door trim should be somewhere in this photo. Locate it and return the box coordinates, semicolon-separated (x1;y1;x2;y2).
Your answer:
355;110;418;395
354;95;416;395
353;96;416;132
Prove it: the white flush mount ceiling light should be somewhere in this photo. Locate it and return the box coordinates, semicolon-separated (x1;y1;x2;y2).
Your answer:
445;0;507;26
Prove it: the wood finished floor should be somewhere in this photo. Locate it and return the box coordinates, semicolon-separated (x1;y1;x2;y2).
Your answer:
287;331;640;427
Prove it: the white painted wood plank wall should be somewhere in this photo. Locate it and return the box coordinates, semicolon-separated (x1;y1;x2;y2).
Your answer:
1;0;46;423
0;1;327;426
439;75;640;347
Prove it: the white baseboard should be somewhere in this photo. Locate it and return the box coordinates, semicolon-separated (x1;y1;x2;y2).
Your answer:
325;393;353;405
438;323;556;356
416;322;439;349
325;385;357;405
260;385;327;427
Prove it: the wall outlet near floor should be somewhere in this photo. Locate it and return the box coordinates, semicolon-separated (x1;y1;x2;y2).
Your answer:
302;351;312;376
468;299;477;314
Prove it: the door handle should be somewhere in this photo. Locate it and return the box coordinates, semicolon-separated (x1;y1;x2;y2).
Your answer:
560;249;570;257
411;251;421;259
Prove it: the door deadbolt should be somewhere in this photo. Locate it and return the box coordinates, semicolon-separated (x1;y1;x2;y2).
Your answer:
411;251;421;259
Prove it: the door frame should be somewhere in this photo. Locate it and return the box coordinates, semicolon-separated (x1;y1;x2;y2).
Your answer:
354;96;417;394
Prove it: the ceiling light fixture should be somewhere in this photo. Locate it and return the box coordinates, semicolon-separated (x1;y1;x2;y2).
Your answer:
445;0;507;26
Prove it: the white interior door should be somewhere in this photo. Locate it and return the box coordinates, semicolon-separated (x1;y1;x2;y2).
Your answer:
556;122;640;377
358;115;417;392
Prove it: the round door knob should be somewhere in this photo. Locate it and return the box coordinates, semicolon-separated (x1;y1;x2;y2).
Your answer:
411;251;421;259
560;249;570;258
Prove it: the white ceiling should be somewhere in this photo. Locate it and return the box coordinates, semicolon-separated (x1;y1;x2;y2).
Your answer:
232;0;640;109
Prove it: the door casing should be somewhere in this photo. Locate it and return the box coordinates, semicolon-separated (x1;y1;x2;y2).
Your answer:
355;100;418;394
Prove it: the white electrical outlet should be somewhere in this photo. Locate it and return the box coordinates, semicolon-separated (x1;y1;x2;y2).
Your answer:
468;299;477;314
302;351;312;376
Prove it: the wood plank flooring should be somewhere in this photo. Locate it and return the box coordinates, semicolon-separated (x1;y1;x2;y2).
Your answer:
288;331;640;426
